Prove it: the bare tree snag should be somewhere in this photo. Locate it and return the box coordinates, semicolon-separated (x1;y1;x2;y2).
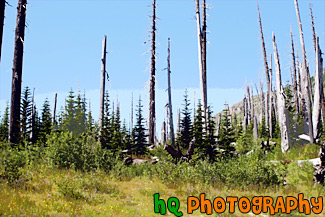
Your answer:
294;0;314;143
99;35;107;135
149;0;156;145
9;0;27;144
243;96;248;132
257;2;272;138
310;4;316;52
246;86;252;125
53;93;57;125
167;38;175;148
252;88;258;140
312;37;323;139
161;121;166;144
130;92;133;131
290;28;299;115
273;33;290;152
269;53;274;137
0;0;6;61
195;0;207;123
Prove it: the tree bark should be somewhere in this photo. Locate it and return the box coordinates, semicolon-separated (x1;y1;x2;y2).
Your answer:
0;0;6;62
294;0;314;143
243;96;248;132
257;2;272;138
246;86;252;125
149;0;156;145
291;29;299;115
9;0;27;144
273;33;290;152
167;38;175;148
99;35;107;134
195;0;207;123
53;93;57;125
312;37;323;139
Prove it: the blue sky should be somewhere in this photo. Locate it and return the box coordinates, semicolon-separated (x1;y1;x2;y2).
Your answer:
0;0;324;135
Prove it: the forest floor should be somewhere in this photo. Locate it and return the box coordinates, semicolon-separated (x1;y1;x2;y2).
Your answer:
0;160;324;217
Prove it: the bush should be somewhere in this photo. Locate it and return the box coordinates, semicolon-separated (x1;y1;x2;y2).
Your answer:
45;131;116;171
0;143;27;184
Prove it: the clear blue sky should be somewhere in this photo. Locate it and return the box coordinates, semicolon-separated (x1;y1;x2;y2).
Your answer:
0;0;324;134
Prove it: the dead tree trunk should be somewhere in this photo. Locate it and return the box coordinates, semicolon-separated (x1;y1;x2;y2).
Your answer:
0;0;6;61
312;37;323;139
246;86;252;125
53;93;57;125
252;88;258;140
9;0;27;144
243;96;248;132
291;29;299;115
269;54;274;137
195;0;207;123
99;35;107;135
273;33;290;152
167;38;175;148
294;0;314;143
257;2;272;138
149;0;156;145
161;121;166;144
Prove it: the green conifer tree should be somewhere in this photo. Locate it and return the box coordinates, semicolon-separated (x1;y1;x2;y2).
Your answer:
133;96;148;156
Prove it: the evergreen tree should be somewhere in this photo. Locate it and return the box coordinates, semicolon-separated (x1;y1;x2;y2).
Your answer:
0;104;9;141
40;98;52;142
62;89;76;132
110;103;122;152
74;92;87;135
21;86;32;141
177;89;193;151
204;106;217;159
101;91;112;148
193;100;204;150
133;96;148;156
87;100;93;131
218;104;236;157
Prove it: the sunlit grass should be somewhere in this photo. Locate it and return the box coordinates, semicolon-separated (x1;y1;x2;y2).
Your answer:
0;161;324;217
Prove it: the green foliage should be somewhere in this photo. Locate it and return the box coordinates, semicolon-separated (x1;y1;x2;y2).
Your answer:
236;125;254;154
45;131;115;171
39;98;52;143
56;179;84;200
176;89;193;151
0;104;9;142
21;86;32;141
132;96;148;156
0;143;27;184
218;104;236;157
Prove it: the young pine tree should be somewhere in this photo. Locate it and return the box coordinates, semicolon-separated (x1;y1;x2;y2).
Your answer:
40;98;52;142
218;104;236;157
133;96;148;156
21;86;32;141
0;104;9;141
177;89;193;151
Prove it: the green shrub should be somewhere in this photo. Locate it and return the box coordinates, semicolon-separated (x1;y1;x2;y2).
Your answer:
0;143;27;184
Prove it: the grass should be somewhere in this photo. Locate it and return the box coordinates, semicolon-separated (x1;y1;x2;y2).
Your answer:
0;160;324;217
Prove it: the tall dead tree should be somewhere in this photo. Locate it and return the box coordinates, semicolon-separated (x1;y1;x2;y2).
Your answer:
312;37;323;139
257;2;272;138
9;0;27;144
99;35;107;134
149;0;156;145
167;38;175;148
310;5;325;129
0;0;6;61
273;33;290;152
252;88;258;140
294;0;314;143
243;96;248;132
246;86;252;125
53;93;57;125
290;28;299;115
195;0;207;122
